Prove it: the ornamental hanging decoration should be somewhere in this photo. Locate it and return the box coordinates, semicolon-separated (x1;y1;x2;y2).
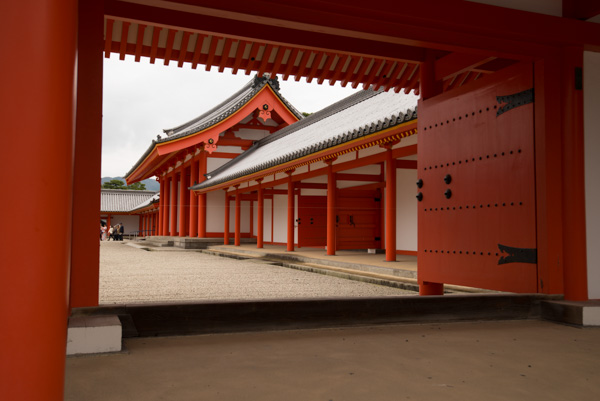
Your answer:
258;103;272;122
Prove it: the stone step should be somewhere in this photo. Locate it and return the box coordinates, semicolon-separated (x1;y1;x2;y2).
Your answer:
67;315;122;355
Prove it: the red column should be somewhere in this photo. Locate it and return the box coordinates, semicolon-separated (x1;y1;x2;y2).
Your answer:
385;146;397;262
224;189;230;245
70;0;103;308
198;150;207;237
235;186;241;246
0;1;77;399
161;175;173;236
156;177;165;235
179;168;186;237
257;179;264;248
189;160;198;237
561;48;588;301
287;171;295;252
326;161;336;255
170;171;177;236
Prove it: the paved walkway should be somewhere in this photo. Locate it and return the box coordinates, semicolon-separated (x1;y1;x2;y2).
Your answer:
65;319;600;401
99;241;415;305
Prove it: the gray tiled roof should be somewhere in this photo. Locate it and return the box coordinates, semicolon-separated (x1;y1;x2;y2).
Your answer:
130;192;160;212
124;75;303;179
100;189;158;213
192;89;418;191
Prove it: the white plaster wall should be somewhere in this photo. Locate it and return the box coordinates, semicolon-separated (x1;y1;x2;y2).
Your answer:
272;195;288;243
206;191;225;233
466;0;562;16
396;168;418;252
584;51;600;299
265;198;273;242
240;201;251;233
117;215;140;235
207;157;229;173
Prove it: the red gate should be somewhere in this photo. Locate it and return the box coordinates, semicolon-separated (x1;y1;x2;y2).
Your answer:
417;63;538;293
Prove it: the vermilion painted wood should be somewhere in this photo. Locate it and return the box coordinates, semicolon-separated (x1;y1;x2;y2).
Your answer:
560;47;588;301
298;195;328;248
533;57;564;296
287;172;295;251
224;189;230;245
70;0;103;309
385;147;396;260
337;190;382;250
189;160;198;237
418;62;537;293
327;164;336;254
257;178;265;248
235;186;241;246
169;172;177;235
0;1;77;399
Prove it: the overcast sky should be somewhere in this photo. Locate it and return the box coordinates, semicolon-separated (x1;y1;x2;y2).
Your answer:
101;57;361;178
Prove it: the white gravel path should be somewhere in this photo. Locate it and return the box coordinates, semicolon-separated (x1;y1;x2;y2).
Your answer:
99;241;416;304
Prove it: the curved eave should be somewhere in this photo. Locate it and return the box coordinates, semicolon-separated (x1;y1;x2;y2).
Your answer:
192;120;417;194
126;85;301;184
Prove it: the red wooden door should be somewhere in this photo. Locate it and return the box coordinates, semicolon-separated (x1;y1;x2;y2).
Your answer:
297;195;327;247
337;190;382;250
417;63;537;293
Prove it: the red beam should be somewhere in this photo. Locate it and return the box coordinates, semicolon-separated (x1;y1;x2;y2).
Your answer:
435;52;496;81
282;48;300;80
294;50;312;81
328;54;348;85
134;24;146;62
340;56;360;87
231;40;247;74
149;25;161;64
257;44;274;77
244;42;260;75
306;52;325;83
396;159;417;169
205;35;220;71
119;22;130;60
178;31;191;67
218;37;233;72
163;28;176;65
336;173;382;182
270;46;287;77
350;57;370;88
104;18;114;58
191;33;206;69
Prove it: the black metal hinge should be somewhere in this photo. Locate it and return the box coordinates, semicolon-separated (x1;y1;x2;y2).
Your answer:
496;88;534;116
497;244;537;265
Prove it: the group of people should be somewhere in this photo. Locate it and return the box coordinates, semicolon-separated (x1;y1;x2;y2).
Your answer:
100;223;125;241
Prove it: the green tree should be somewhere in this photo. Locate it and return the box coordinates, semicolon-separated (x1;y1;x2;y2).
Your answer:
102;179;127;189
127;182;147;190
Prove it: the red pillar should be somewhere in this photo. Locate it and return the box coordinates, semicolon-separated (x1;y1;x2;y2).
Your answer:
162;176;170;235
224;189;230;245
287;171;295;252
170;171;177;236
385;146;397;261
257;179;264;248
198;150;207;237
326;160;337;255
0;1;77;399
561;47;588;301
70;0;103;308
235;186;241;246
189;160;198;237
179;168;186;237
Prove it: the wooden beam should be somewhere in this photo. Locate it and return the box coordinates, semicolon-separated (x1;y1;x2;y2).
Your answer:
435;52;496;81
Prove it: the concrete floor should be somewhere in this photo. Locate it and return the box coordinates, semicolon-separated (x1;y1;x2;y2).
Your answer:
65;320;600;401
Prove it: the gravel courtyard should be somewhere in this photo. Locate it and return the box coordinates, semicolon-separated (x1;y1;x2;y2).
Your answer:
99;241;416;304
